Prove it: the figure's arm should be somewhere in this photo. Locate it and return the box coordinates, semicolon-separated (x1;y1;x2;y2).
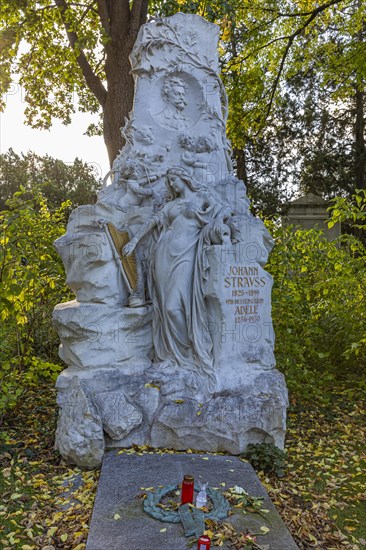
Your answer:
192;160;207;168
128;180;154;197
201;193;234;226
181;152;196;166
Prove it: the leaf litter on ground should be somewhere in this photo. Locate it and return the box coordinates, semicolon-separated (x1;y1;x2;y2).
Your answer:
0;382;365;549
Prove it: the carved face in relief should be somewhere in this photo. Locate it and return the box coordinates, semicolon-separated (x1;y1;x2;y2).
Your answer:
162;76;188;112
135;126;154;146
166;166;203;198
154;73;199;131
167;173;187;195
196;135;216;153
121;159;141;180
178;132;196;151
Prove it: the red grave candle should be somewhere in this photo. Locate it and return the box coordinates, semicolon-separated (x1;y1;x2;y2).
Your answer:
197;535;211;550
181;474;194;504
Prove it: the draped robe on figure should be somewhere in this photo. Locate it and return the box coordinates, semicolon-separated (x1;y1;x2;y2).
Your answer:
147;191;226;386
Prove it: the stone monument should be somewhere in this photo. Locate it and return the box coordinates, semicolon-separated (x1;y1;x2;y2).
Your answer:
286;193;341;241
53;13;288;469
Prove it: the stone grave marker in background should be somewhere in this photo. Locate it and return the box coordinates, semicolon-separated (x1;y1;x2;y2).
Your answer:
286;193;341;241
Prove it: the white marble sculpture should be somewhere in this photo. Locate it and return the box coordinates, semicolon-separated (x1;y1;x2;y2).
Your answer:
53;13;288;468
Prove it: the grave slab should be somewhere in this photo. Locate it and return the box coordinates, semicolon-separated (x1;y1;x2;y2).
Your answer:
86;452;298;550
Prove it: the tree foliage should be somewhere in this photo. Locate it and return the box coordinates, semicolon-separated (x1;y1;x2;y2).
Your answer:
1;0;365;201
153;0;366;205
0;149;101;211
0;0;149;164
241;68;361;215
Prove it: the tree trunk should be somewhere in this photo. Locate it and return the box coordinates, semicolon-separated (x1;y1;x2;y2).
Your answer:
103;37;136;166
354;0;365;190
233;147;248;185
102;0;149;166
355;88;365;189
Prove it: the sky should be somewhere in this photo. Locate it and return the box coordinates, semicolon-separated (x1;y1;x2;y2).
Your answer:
0;82;110;182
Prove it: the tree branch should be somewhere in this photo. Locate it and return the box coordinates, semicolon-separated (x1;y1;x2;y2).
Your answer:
104;0;111;21
68;2;98;10
139;0;149;29
53;0;107;108
130;0;148;34
18;5;57;28
262;36;295;130
96;0;111;35
109;0;130;41
78;6;93;25
255;0;347;18
240;0;348;64
241;34;291;64
243;0;349;133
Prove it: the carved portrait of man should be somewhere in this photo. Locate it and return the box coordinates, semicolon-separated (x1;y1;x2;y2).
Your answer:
154;75;194;131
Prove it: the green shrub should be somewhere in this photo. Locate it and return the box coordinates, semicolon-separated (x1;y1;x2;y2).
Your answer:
245;443;286;477
266;192;366;401
0;189;71;418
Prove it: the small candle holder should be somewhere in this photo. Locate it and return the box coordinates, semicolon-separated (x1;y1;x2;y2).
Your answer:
197;535;211;549
181;474;194;504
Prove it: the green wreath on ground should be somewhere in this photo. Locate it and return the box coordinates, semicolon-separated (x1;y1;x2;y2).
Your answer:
143;484;230;523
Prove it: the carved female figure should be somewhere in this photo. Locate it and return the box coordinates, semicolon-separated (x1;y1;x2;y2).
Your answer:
123;166;231;385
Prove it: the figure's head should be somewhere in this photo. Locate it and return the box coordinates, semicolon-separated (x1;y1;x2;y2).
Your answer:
161;76;187;111
166;166;203;197
178;132;196;151
121;159;141;180
196;135;217;153
135;126;154;146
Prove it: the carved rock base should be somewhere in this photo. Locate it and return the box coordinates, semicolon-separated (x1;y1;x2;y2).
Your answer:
55;366;287;468
53;301;153;372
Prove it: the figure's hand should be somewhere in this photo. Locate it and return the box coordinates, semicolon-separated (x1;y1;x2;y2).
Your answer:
209;222;231;244
123;238;138;257
153;191;164;207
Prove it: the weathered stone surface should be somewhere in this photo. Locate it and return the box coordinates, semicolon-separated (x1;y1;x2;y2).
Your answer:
54;203;127;305
56;367;158;464
93;391;143;440
54;202;153;306
86;453;298;550
149;372;287;453
286;192;341;241
53;301;153;371
205;238;275;377
55;366;287;467
55;377;105;469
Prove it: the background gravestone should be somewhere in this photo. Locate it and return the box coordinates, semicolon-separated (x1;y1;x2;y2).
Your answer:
53;13;288;469
286;193;341;241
